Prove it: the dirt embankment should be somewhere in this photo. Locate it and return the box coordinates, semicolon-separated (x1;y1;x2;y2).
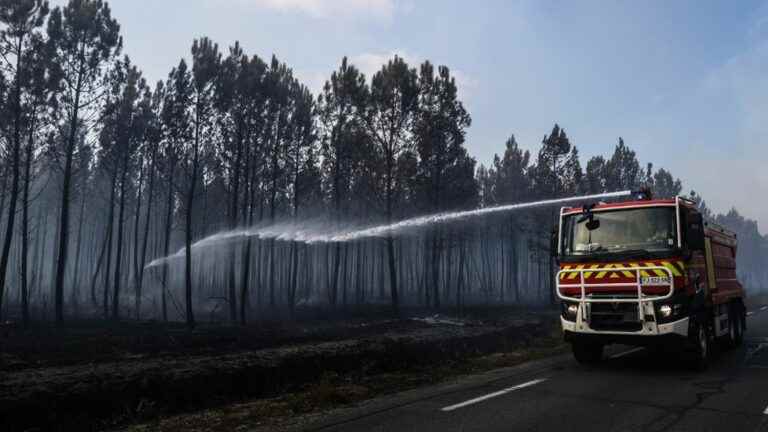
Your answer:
0;310;559;431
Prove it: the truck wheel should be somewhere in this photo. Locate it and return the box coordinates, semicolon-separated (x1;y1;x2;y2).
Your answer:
733;304;744;347
689;322;711;371
725;306;738;349
572;341;603;364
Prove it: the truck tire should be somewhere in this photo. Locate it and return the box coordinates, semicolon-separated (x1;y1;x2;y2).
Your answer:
732;303;744;347
572;341;603;364
725;305;738;349
689;322;711;371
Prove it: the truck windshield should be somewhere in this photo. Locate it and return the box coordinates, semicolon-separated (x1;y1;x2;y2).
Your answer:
561;207;677;256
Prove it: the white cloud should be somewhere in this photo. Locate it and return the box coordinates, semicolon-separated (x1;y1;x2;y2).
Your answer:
349;50;479;101
297;49;478;104
294;70;328;96
248;0;396;20
451;69;480;100
349;50;408;79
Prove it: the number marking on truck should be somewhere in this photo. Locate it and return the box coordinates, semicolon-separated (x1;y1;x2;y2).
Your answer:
640;276;670;285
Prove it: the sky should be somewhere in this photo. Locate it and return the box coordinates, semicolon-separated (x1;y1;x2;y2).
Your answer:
53;0;768;231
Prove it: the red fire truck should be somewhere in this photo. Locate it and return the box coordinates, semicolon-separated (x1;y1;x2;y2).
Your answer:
554;193;746;368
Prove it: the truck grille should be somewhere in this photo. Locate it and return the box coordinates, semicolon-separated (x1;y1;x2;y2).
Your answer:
589;303;642;332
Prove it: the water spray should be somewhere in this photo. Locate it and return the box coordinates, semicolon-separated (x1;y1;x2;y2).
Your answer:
145;190;632;269
325;190;632;242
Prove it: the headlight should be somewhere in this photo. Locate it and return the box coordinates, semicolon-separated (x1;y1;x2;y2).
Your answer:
659;305;672;318
566;304;578;319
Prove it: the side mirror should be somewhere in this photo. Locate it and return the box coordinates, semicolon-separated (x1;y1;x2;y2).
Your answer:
586;219;600;231
686;213;705;251
550;228;559;257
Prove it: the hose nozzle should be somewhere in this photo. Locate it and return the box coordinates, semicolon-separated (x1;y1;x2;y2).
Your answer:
631;187;653;200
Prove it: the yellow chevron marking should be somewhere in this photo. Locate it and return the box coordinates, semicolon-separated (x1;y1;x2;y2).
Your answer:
560;260;684;280
595;264;614;279
660;261;682;277
567;264;585;280
629;262;650;278
645;262;667;277
583;264;600;278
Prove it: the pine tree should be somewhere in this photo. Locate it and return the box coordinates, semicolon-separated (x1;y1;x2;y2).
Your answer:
159;59;192;322
493;135;530;204
584;156;606;194
133;80;163;320
286;81;315;314
604;137;642;191
561;146;583;195
364;55;419;314
98;57;149;320
534;124;572;198
216;43;268;322
413;62;474;307
0;0;51;322
652;168;682;198
317;57;367;306
47;0;121;323
262;55;295;308
179;37;220;328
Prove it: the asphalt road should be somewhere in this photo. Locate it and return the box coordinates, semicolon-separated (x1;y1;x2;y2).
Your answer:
306;306;768;432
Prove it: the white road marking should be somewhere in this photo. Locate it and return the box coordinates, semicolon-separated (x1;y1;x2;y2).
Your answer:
748;311;755;317
746;344;766;365
610;347;644;359
440;378;547;412
763;404;768;415
761;306;768;311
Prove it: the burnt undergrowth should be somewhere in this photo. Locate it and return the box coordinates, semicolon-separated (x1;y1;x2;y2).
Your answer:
0;308;557;431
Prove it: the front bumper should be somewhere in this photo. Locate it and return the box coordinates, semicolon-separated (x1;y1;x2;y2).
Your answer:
562;315;689;346
557;263;690;347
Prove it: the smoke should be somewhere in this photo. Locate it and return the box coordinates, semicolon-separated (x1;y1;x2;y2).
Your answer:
145;190;632;269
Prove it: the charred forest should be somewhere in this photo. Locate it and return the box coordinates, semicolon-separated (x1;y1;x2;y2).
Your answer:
0;0;766;329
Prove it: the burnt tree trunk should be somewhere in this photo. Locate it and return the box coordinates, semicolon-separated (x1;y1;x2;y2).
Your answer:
19;114;35;326
103;175;117;319
131;165;145;319
112;160;128;320
160;179;174;323
136;152;157;320
0;39;24;322
54;63;85;323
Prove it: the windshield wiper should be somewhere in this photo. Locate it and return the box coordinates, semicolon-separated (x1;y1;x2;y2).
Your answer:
566;248;651;261
608;248;651;258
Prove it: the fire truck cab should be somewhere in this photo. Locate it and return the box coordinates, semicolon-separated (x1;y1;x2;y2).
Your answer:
554;193;746;368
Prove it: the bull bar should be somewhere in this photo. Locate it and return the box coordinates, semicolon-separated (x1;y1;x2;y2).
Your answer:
556;265;675;331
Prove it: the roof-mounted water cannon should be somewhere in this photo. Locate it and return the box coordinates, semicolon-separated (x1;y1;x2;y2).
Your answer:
632;186;653;201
